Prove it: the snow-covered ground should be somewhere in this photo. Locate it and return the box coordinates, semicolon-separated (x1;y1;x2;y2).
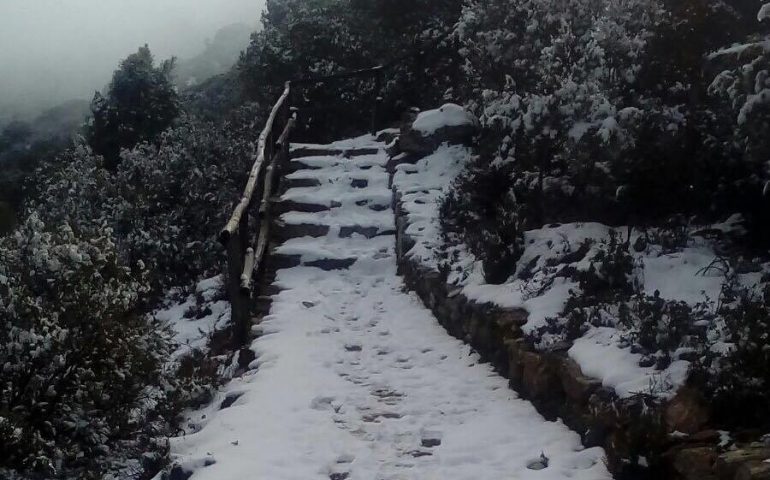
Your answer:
166;136;610;480
154;276;231;361
392;136;764;400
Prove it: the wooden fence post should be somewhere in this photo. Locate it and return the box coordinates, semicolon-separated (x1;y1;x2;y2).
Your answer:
226;225;246;346
371;72;383;136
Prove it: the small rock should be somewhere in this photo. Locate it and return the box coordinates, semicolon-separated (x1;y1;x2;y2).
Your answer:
688;430;721;444
168;465;193;480
421;438;441;448
633;235;648;252
527;452;550;470
409;450;433;458
219;392;243;410
638;356;656;368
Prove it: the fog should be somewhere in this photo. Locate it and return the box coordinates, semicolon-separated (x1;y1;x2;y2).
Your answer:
0;0;265;122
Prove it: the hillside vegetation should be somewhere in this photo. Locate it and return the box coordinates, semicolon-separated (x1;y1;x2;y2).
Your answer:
2;0;770;478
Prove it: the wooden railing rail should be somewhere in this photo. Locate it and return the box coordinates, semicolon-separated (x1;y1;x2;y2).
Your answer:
219;80;294;343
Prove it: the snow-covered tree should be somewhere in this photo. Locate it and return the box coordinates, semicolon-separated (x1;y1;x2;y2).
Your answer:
443;0;768;281
239;0;461;141
87;45;179;169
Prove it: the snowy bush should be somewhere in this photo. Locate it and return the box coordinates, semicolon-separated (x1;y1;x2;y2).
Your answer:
30;110;257;295
440;154;524;284
443;0;770;283
577;230;636;296
0;213;169;477
707;20;770;245
695;285;770;430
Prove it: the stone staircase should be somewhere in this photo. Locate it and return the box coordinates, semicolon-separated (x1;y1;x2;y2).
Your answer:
267;140;395;273
172;134;613;480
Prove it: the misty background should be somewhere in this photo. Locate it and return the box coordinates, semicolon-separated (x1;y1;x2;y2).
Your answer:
0;0;265;123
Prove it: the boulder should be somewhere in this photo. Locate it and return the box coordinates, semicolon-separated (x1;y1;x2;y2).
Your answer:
522;351;558;398
716;447;770;479
665;387;710;434
735;461;770;480
559;358;600;404
505;338;526;386
672;446;718;480
495;308;528;338
399;104;479;155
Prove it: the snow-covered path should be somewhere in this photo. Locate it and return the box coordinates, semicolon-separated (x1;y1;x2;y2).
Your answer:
169;138;610;480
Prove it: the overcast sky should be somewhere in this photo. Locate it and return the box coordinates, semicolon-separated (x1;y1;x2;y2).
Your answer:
0;0;265;120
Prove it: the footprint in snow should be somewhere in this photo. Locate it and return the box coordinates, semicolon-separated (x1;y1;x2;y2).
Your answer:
335;454;355;464
310;396;338;411
420;430;443;448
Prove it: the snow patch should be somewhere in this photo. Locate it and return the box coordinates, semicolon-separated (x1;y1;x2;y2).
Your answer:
569;327;689;399
154;275;230;360
391;140;751;400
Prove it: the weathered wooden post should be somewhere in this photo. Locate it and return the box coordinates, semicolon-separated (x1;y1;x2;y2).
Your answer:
371;70;383;136
235;212;250;343
224;223;246;346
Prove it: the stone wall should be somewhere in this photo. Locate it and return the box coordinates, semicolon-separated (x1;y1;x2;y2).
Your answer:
392;188;770;480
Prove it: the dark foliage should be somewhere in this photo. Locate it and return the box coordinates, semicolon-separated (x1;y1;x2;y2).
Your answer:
87;46;180;170
695;285;770;430
442;0;770;281
239;0;462;142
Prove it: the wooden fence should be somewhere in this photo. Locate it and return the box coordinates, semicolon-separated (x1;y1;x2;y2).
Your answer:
218;32;455;344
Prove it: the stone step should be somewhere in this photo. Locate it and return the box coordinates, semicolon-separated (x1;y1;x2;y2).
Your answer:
290;146;380;159
280;186;393;211
286;168;388;188
280;210;395;233
274;212;396;240
283;176;322;189
271;219;395;241
271;220;330;241
339;225;396;238
271;235;394;269
252;295;273;315
267;252;357;271
287;153;388;173
282;175;387;191
271;198;390;216
270;197;333;215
